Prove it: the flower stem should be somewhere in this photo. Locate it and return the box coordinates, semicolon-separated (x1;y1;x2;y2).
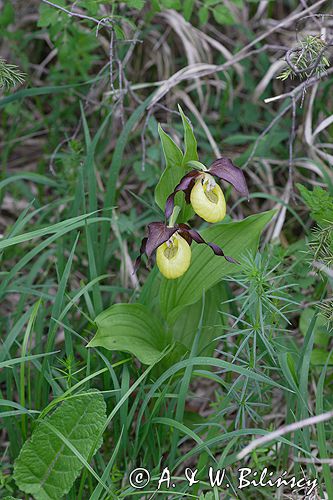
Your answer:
168;205;181;227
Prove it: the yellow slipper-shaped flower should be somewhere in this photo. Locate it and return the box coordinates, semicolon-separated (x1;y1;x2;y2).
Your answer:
134;221;237;280
165;157;249;223
156;233;191;279
190;174;226;223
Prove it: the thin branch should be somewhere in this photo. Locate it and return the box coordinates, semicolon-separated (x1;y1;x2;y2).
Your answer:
288;95;297;191
41;0;112;28
264;66;333;103
285;43;333;76
148;45;287;110
295;13;333;37
244;100;294;169
146;0;328;110
236;0;327;55
109;28;115;96
295;457;333;465
237;411;333;459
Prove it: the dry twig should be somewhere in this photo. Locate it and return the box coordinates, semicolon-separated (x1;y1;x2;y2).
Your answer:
238;410;333;459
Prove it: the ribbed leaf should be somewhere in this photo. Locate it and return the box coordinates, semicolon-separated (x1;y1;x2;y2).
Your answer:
160;210;275;324
14;391;106;500
87;303;168;365
155;124;183;211
178;105;198;166
154;123;194;222
172;283;224;354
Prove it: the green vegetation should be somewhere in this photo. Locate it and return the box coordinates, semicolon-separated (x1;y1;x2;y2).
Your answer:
1;1;333;499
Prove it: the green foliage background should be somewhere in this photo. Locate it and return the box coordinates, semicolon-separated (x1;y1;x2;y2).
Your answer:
0;1;333;499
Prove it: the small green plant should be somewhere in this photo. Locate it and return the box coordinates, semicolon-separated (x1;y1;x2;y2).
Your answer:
136;106;248;280
310;224;333;271
0;58;25;89
278;35;331;81
53;354;85;388
2;3;333;498
14;392;107;500
298;184;333;334
87;108;274;365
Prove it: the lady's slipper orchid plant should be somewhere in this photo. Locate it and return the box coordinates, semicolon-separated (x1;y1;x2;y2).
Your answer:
135;220;237;280
165;157;249;223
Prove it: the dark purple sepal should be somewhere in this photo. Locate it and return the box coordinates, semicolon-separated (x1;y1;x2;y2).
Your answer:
225;255;239;264
208;242;239;264
177;223;193;246
209;157;249;198
184;178;196;203
177;223;191;230
165;170;201;219
165;193;177;220
187;228;238;263
134;237;148;271
186;228;206;245
145;222;177;258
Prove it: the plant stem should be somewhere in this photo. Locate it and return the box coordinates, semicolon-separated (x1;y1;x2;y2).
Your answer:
168;205;181;227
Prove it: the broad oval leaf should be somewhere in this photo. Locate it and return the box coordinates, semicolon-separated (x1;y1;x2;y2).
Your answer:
14;391;106;500
87;303;168;365
160;210;275;324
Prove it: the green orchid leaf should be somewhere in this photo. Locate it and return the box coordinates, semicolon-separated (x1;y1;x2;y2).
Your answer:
172;283;225;355
297;184;333;227
160;210;275;324
178;104;199;166
14;391;106;500
155;124;183;211
87;303;169;365
154;121;194;222
299;308;330;348
310;349;333;366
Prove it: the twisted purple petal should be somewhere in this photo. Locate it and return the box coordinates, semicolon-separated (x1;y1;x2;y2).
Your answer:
177;223;193;245
165;170;201;219
146;222;178;258
134;237;148;271
187;228;238;263
209;157;249;198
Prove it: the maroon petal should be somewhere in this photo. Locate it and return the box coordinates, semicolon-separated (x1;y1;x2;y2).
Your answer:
134;237;148;271
187;228;238;263
177;223;193;245
177;223;191;230
165;193;177;220
146;222;177;258
165;170;201;219
209;157;249;197
207;242;239;264
184;178;196;203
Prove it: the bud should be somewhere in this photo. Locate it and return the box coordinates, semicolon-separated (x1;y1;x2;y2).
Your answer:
190;173;226;223
156;233;191;279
